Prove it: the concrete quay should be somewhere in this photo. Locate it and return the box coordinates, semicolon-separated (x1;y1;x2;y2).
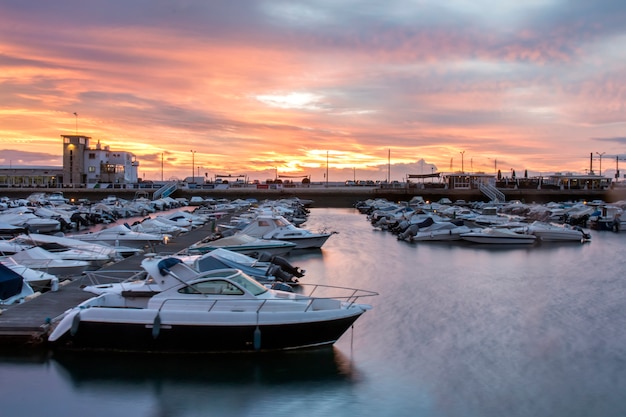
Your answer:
1;185;624;207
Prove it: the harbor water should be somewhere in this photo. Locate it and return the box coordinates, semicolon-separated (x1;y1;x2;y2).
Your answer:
1;207;626;417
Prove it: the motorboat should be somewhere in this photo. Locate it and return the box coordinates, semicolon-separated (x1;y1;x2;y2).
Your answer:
1;258;59;292
65;224;168;249
0;221;27;237
83;250;304;298
588;205;626;232
8;246;91;276
238;214;333;249
49;257;377;352
188;233;296;256
130;217;188;237
0;262;35;305
460;228;537;245
9;233;117;268
409;224;476;242
525;221;591;242
0;211;60;233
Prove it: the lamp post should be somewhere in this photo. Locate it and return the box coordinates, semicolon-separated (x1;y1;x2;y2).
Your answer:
460;151;465;173
326;150;329;187
190;150;196;183
73;112;78;134
596;152;606;176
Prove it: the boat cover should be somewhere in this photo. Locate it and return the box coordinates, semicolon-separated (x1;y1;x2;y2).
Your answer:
0;262;24;300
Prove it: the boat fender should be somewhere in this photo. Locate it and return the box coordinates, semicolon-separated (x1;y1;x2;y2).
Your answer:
253;326;262;351
70;311;81;336
152;314;161;339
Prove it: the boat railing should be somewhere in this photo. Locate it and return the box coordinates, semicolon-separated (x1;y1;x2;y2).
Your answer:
153;284;378;313
298;283;379;308
81;269;147;287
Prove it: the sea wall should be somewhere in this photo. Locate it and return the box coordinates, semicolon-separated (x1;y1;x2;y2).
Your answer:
2;186;623;207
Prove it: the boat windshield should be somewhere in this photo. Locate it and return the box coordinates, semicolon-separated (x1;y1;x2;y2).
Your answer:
229;272;268;296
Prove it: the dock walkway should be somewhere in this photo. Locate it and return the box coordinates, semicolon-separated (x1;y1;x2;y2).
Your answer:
0;216;224;348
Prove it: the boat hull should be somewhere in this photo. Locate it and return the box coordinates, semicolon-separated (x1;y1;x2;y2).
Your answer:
49;313;363;353
460;235;536;244
277;234;331;250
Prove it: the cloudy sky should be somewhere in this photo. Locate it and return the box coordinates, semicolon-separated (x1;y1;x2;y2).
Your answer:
1;0;625;182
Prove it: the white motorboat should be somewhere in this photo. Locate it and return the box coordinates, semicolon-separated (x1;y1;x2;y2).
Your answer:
525;221;591;242
65;224;168;249
410;224;476;242
239;214;333;249
9;233;117;268
0;262;35;305
460;228;537;245
8;246;91;276
188;233;296;256
84;250;305;298
1;258;59;292
0;211;60;233
130;218;188;237
49;257;377;352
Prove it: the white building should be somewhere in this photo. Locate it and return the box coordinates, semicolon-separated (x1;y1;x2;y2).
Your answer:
62;135;139;186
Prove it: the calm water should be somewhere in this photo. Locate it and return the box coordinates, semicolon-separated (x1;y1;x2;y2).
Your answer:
1;207;626;417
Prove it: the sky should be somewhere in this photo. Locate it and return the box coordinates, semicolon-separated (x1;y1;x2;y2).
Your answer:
1;0;626;182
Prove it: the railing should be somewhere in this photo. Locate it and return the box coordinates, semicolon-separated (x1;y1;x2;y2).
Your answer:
479;183;506;203
153;182;178;200
82;269;147;287
153;284;379;314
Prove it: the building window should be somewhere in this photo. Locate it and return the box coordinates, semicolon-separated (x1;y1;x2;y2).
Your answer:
79;137;85;144
88;166;96;172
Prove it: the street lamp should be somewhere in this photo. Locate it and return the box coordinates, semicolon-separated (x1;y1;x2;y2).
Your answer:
596;152;606;176
190;150;196;183
460;151;465;173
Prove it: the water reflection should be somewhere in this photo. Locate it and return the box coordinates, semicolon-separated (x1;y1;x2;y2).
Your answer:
51;347;359;387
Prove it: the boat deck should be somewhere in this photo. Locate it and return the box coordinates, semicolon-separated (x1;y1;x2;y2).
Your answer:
0;214;227;348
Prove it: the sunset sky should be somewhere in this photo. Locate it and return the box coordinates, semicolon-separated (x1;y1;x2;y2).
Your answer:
1;1;625;182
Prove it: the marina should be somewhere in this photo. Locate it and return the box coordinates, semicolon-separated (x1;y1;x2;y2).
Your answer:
0;205;624;417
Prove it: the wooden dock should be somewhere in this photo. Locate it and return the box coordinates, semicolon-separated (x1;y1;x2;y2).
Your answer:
0;217;223;349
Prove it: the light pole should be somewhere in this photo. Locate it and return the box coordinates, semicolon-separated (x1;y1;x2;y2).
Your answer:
596;152;606;176
460;151;465;173
73;112;78;134
190;150;196;183
326;150;329;187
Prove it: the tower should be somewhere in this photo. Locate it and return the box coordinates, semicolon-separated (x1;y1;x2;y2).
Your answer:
62;135;90;185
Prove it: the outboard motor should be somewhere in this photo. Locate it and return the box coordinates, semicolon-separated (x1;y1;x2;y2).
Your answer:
269;255;305;278
398;224;419;241
267;264;298;283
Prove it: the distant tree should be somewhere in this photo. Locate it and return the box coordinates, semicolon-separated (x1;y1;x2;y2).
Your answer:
497;169;502;180
524;169;528;178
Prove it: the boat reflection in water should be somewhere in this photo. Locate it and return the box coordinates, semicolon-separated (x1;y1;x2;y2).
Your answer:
52;348;358;387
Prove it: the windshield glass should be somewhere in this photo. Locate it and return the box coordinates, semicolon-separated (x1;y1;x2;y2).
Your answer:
230;272;268;296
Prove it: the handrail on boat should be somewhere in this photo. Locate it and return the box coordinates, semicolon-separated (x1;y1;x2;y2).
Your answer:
82;269;147;287
152;284;378;314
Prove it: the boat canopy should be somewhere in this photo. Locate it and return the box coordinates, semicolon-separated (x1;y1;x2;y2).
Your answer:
0;263;24;300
